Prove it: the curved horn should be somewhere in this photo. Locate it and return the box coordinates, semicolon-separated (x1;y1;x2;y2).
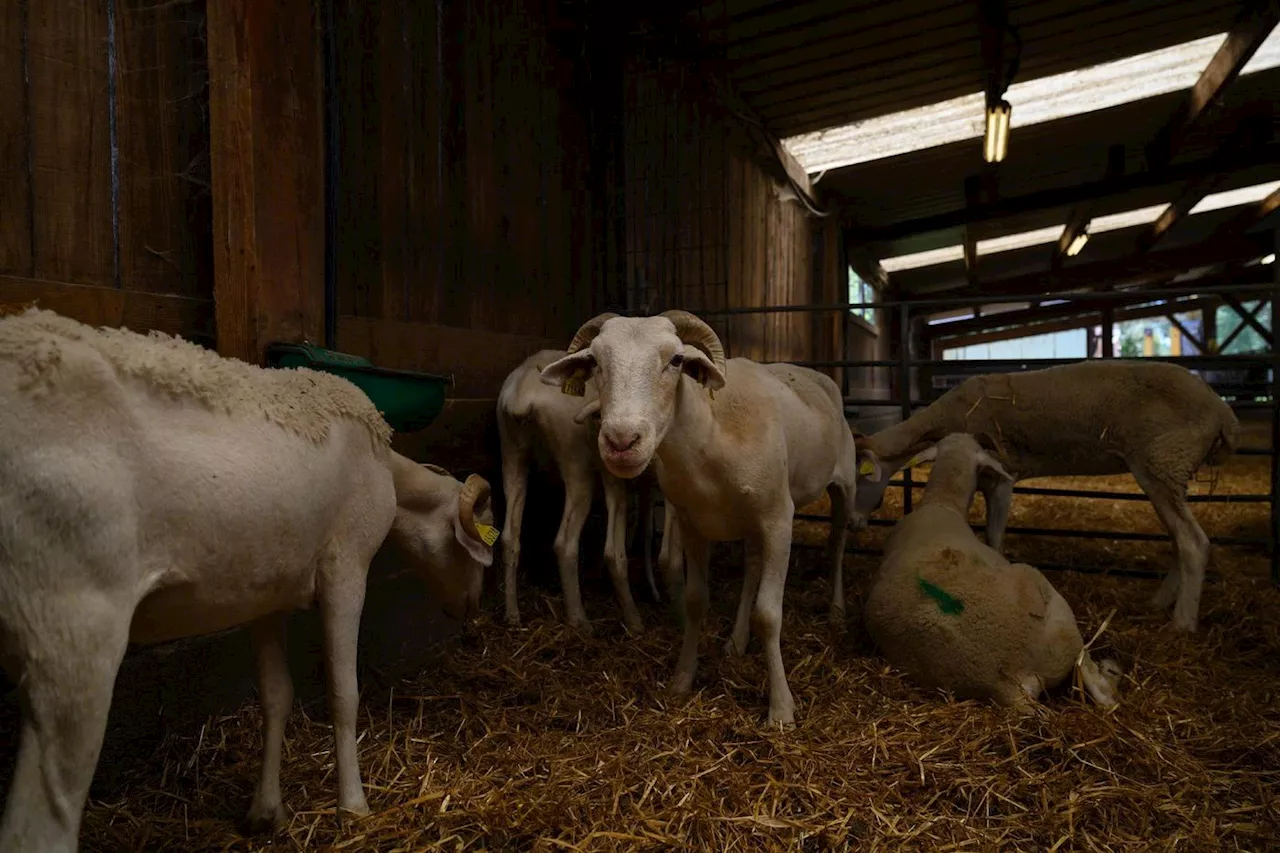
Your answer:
659;310;726;373
566;312;620;355
457;474;492;542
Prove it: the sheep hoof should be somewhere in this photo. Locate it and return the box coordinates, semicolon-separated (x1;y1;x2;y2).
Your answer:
767;702;796;727
567;619;594;637
827;606;847;628
723;635;748;657
668;671;694;696
1168;615;1198;634
504;612;522;629
623;617;646;636
241;802;286;835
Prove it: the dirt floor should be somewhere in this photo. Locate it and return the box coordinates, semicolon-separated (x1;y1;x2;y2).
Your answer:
73;427;1280;851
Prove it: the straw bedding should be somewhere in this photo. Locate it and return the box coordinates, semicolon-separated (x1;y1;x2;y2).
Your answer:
64;427;1280;850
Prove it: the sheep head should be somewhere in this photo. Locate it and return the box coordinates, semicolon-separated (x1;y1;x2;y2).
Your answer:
540;310;727;479
386;458;494;620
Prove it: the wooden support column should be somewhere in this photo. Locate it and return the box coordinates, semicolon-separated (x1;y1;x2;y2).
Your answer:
207;0;326;364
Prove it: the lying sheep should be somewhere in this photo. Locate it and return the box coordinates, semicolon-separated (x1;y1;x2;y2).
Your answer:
498;350;661;635
0;309;494;852
852;360;1239;633
540;310;859;724
863;433;1122;710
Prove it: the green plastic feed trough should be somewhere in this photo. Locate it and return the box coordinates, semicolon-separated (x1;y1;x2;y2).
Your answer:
265;342;449;434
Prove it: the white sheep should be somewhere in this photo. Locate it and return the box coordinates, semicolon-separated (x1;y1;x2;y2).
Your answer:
497;349;661;635
852;360;1240;633
0;309;495;852
863;433;1122;710
539;310;859;724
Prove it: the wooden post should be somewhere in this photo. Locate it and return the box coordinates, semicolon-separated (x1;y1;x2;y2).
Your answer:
207;0;326;364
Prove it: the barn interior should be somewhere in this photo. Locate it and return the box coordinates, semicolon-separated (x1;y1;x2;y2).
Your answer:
1;0;1279;849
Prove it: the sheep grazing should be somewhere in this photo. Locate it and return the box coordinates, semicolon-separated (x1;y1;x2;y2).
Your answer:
539;311;860;725
863;433;1122;710
497;349;661;635
852;360;1240;633
0;309;495;852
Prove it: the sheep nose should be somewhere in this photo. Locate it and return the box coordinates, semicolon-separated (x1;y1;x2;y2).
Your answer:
603;426;641;452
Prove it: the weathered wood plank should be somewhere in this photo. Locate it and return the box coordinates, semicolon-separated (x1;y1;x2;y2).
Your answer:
114;0;209;298
28;0;113;286
207;0;325;363
0;274;214;344
0;0;31;276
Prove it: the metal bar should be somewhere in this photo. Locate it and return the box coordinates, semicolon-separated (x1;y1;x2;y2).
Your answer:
792;353;1272;369
898;302;913;514
877;483;1272;502
1272;227;1280;583
680;282;1280;315
793;514;1266;547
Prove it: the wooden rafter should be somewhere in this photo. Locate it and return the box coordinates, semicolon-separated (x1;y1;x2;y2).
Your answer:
1147;0;1280;169
937;233;1273;299
846;143;1280;243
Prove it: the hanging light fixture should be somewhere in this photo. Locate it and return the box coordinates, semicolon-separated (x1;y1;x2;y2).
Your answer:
983;99;1012;163
1065;227;1090;257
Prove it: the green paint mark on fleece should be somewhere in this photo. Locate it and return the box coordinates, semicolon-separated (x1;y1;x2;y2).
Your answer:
918;576;965;615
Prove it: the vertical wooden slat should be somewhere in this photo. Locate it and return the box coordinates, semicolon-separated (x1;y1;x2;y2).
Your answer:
377;0;406;321
28;0;112;286
114;0;208;297
208;0;324;363
0;0;32;276
333;0;376;318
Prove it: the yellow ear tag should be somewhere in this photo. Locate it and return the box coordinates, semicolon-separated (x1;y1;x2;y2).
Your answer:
561;370;587;397
859;460;876;476
475;523;500;547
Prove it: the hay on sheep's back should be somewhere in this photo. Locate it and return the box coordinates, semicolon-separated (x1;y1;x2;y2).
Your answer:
77;443;1280;851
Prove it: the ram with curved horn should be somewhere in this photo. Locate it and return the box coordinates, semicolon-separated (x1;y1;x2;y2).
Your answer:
540;310;861;725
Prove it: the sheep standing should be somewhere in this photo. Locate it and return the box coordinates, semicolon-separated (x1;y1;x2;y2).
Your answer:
863;433;1122;709
0;309;495;852
852;360;1239;633
498;350;661;634
540;311;859;724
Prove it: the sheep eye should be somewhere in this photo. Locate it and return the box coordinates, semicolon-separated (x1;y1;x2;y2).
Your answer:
669;354;685;368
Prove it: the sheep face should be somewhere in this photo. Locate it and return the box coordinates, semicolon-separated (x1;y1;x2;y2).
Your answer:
540;315;726;479
387;467;494;620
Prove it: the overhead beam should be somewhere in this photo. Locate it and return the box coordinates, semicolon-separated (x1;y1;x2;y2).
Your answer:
1217;185;1280;237
846;143;1280;244
1138;116;1273;253
707;75;818;208
938;233;1274;299
963;176;982;287
1147;0;1280;169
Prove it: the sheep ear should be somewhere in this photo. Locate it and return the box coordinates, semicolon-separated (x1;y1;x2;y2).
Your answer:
453;513;495;567
976;450;1014;482
857;448;884;481
680;348;727;391
539;350;595;396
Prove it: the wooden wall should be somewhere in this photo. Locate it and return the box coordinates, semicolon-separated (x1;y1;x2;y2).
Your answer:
621;58;818;366
0;0;212;341
327;0;605;471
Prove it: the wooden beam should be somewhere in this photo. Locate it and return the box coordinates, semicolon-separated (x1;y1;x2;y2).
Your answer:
936;233;1273;299
846;143;1280;243
1147;0;1280;168
707;75;818;208
1138;117;1272;253
1217;185;1280;237
962;176;981;287
207;0;326;364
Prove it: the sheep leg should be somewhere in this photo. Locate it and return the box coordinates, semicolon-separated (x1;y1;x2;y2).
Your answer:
0;595;129;853
826;482;850;626
318;563;371;817
499;438;531;627
658;506;687;629
982;476;1014;552
554;464;595;633
603;477;645;634
754;511;798;725
668;524;710;697
726;543;762;657
1130;467;1209;632
245;611;294;834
